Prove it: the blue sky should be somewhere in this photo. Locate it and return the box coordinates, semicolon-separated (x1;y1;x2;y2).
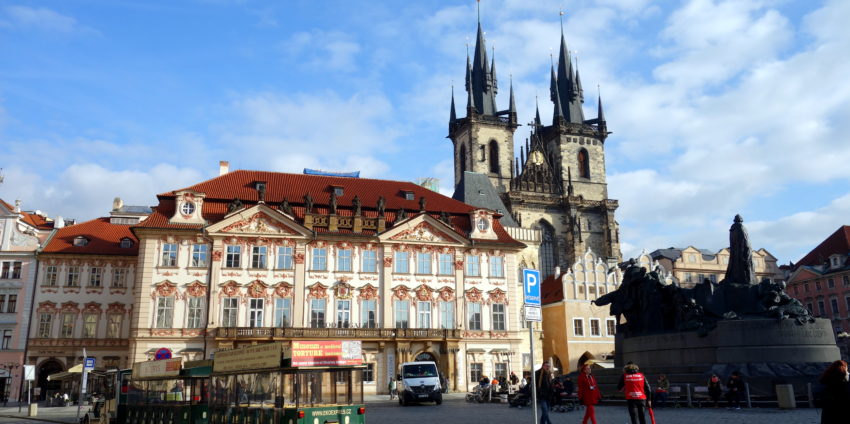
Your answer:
2;0;849;265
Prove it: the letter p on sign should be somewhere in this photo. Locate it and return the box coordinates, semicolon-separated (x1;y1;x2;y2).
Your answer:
523;269;541;306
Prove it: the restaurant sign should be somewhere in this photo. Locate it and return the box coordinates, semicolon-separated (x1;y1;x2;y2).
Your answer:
291;340;362;367
133;358;182;378
213;342;283;373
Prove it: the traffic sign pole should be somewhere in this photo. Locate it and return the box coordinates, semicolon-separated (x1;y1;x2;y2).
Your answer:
522;269;542;424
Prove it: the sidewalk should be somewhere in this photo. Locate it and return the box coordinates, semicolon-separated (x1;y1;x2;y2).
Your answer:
0;404;85;423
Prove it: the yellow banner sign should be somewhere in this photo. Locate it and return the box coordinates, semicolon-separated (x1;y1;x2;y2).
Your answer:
213;343;283;373
132;358;182;378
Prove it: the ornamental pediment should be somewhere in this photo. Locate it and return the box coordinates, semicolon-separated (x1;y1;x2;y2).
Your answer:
222;212;294;235
381;214;466;245
207;204;310;237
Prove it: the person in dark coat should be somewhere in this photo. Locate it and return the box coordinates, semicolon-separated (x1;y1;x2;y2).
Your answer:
725;371;745;409
535;362;554;424
819;360;850;424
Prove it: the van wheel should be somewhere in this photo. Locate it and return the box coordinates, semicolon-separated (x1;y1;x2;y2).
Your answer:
435;395;442;405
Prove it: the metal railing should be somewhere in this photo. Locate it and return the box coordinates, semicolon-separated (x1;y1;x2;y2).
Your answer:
216;327;462;340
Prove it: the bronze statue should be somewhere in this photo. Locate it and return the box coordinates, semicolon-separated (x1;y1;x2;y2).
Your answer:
377;196;386;217
725;214;757;285
398;208;407;220
257;184;266;203
352;195;362;216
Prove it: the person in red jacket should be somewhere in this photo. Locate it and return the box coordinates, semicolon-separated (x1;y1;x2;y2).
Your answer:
617;362;651;424
577;364;601;424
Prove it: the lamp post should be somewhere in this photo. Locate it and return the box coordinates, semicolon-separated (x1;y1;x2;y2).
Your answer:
0;362;20;406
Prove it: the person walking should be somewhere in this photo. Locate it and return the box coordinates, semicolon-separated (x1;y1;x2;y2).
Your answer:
618;363;651;424
725;371;745;409
388;378;396;400
655;374;670;408
818;360;850;424
577;364;601;424
707;374;723;407
535;362;554;424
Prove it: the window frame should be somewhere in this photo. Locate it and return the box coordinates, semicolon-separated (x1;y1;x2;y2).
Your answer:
467;302;482;330
186;297;204;329
465;255;480;277
573;318;585;337
106;313;122;338
66;266;81;287
336;299;351;328
82;314;98;338
469;363;483;383
605;318;616;336
274;298;292;327
60;313;76;338
439;300;454;329
155;297;174;329
222;297;239;327
191;244;209;267
393;251;410;274
311;248;328;271
310;299;326;328
361;299;377;329
225;245;242;268
361;250;377;273
489;256;504;278
161;243;178;267
248;298;265;327
251;246;268;269
590;318;601;337
337;249;353;272
276;246;294;270
89;267;103;287
44;266;58;287
416;252;432;275
438;253;454;275
112;268;127;288
417;301;431;329
491;303;506;331
394;300;410;329
38;313;53;338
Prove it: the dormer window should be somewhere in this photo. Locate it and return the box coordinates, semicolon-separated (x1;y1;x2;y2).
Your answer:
403;191;415;201
73;236;89;247
180;201;196;216
120;238;134;248
255;182;266;192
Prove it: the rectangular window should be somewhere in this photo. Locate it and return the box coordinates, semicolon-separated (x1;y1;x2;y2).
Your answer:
0;262;21;279
394;252;409;273
490;256;504;278
805;283;810;293
709;274;718;284
249;298;265;327
394;300;409;329
361;299;377;328
89;267;103;287
494;363;509;380
417;301;431;329
44;266;58;286
336;300;351;327
251;246;268;269
468;302;482;330
191;244;208;267
846;296;850;312
337;249;353;272
818;300;826;316
38;314;53;338
222;298;239;327
274;298;292;327
828;278;835;289
310;299;326;328
606;319;616;336
469;363;483;383
225;245;241;268
67;266;80;286
590;319;601;336
187;297;204;329
312;248;327;271
438;253;454;275
573;318;584;336
830;298;839;316
112;268;127;288
816;281;822;291
61;313;75;338
416;253;432;274
844;275;850;287
361;250;377;273
466;255;480;276
0;263;7;279
11;262;21;279
491;303;506;331
807;303;814;314
83;314;97;338
106;314;122;338
276;246;293;269
440;301;454;329
1;330;11;349
363;363;375;383
161;243;178;267
5;295;16;314
156;297;174;328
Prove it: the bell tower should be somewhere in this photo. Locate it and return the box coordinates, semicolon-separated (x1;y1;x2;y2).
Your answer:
448;19;518;193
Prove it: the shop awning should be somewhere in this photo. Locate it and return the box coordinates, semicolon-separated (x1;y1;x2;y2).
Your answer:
489;349;510;353
466;348;485;353
47;364;83;381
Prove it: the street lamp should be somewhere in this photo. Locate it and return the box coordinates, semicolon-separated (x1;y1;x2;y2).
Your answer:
0;362;20;405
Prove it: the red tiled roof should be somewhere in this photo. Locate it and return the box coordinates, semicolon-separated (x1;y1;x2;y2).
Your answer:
0;199;54;230
797;226;850;266
541;274;564;305
43;218;138;256
138;170;522;246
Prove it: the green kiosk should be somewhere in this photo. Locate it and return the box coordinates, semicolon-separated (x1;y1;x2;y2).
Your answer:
126;358;211;424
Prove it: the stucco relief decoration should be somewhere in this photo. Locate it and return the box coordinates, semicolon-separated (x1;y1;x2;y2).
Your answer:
383;257;393;268
309;240;327;248
186;281;207;297
247;280;268;298
106;303;126;315
437;287;455;302
37;301;58;314
464;288;483;303
83;302;103;315
220;281;240;297
357;284;379;301
60;301;81;314
390;222;447;243
334;282;353;299
153;281;178;299
454;259;464;271
276;238;296;247
414;285;434;303
487;288;508;305
392;285;412;301
223;213;291;235
293;252;305;264
307;282;328;299
273;282;293;298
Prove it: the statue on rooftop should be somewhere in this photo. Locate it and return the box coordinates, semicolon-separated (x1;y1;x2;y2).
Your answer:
280;197;292;216
352;195;362;216
377;196;386;217
227;198;243;213
304;194;313;214
329;192;338;214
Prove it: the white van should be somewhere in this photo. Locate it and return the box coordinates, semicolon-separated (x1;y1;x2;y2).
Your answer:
396;361;442;405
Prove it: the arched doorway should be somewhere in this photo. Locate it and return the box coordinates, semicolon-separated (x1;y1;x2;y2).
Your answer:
577;352;596;371
414;352;437;363
37;359;64;400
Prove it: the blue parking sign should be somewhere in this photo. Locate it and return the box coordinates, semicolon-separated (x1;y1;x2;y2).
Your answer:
84;357;95;369
523;269;541;306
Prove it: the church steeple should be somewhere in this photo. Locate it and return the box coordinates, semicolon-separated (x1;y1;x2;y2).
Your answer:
449;86;457;123
508;76;516;117
468;21;498;116
553;31;584;123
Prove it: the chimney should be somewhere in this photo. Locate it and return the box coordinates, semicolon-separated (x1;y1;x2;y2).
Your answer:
55;216;65;229
112;197;123;211
13;199;21;213
219;161;230;176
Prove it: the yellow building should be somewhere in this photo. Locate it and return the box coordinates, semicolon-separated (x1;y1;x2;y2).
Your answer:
650;246;782;288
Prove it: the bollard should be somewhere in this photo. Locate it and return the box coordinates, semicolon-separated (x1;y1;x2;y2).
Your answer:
807;382;814;408
686;383;692;408
745;382;752;409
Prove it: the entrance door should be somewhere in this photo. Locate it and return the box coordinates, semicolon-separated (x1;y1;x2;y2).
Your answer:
37;360;64;400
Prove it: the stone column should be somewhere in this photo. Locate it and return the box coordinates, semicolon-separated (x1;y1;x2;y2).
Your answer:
293;242;307;327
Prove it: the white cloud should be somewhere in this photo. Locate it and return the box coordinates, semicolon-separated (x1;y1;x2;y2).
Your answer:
282;30;361;71
1;5;92;33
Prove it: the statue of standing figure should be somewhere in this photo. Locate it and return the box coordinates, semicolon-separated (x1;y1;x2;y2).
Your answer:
725;214;758;285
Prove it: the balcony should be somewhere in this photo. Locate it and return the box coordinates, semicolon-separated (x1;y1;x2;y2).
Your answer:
215;327;462;341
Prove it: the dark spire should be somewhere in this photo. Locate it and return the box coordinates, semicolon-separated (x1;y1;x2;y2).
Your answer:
552;65;565;122
575;58;584;103
508;75;516;116
450;86;457;123
466;59;475;114
597;85;605;123
554;26;584;123
468;20;498;116
534;96;542;127
490;47;498;92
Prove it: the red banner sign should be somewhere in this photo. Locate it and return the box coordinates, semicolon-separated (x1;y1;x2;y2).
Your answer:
291;340;362;366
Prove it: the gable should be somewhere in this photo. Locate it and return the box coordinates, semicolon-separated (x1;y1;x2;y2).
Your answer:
381;215;466;245
207;204;310;237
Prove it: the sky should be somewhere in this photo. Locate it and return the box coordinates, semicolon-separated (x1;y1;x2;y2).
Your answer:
1;0;849;266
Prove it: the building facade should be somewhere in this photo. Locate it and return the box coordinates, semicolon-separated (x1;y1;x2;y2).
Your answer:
27;208;143;398
450;20;621;279
650;246;782;288
0;199;53;402
129;169;530;393
786;226;850;358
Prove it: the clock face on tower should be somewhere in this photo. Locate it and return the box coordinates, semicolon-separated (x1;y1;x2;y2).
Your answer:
476;218;489;232
530;151;545;165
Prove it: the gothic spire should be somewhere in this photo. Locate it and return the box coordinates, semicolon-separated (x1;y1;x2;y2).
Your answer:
551;63;565;122
597;86;605;123
450;86;457;123
508;76;516;116
534;96;542;127
554;25;585;123
490;47;498;92
468;19;498;116
575;58;584;103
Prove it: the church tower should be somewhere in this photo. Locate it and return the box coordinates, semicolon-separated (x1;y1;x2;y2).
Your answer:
448;20;518;193
452;17;621;277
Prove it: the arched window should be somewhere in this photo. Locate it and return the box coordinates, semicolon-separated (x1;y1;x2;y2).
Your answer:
459;144;467;174
535;220;559;278
488;140;499;174
578;148;590;179
479;145;486;162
